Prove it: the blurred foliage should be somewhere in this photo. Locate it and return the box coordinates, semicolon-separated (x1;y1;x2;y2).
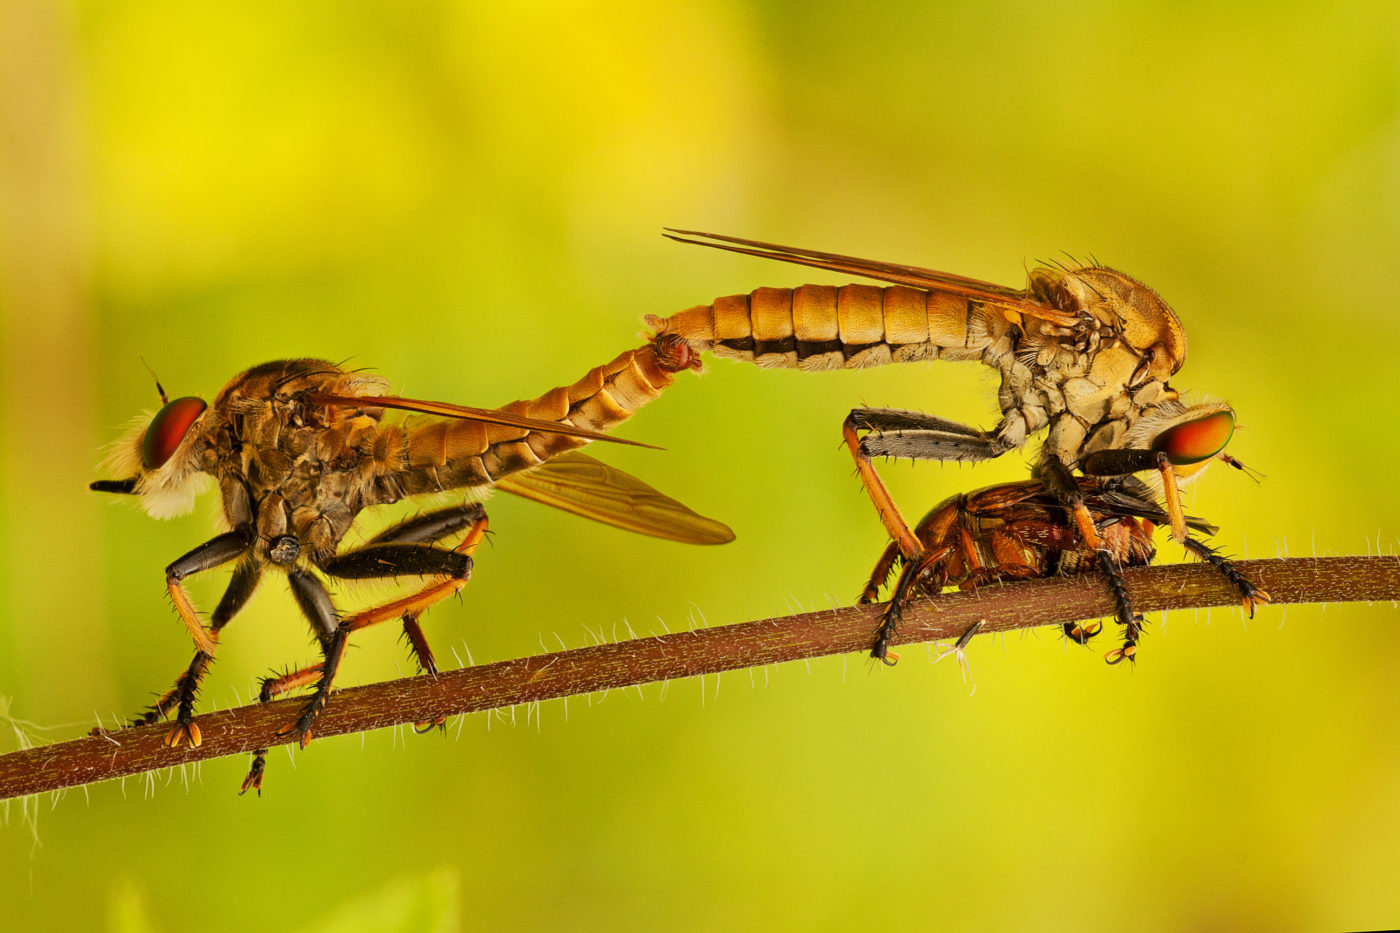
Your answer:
1;1;1398;930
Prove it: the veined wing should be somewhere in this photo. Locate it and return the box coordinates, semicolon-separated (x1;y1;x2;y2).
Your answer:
664;228;1081;328
495;450;734;545
309;393;658;449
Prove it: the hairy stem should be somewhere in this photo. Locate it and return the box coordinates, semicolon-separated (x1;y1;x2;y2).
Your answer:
1;555;1395;800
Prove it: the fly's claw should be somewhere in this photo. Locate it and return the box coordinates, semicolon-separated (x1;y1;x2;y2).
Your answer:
1105;614;1146;666
1104;642;1137;666
1180;537;1270;618
275;705;319;749
413;717;447;734
239;754;266;797
1241;587;1271;616
164;720;202;748
1063;620;1102;645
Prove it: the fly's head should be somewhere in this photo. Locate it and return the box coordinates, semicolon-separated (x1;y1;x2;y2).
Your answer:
92;386;214;520
1078;400;1244;488
1127;400;1238;489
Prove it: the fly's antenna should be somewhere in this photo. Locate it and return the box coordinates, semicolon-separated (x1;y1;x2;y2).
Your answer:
1220;453;1264;484
141;357;169;405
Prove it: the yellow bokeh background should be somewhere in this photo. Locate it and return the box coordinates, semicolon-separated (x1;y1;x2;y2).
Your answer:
2;2;1399;930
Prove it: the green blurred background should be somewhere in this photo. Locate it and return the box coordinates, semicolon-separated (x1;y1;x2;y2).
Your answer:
2;1;1398;930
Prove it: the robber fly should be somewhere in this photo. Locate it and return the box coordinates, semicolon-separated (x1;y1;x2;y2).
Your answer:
91;337;730;793
857;470;1266;665
645;231;1265;637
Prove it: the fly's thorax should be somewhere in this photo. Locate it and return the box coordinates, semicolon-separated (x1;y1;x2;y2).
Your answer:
1030;265;1187;383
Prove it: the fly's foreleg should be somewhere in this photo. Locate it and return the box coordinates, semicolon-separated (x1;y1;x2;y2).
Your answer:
164;530;252;656
1180;536;1271;616
134;560;262;748
115;531;252;748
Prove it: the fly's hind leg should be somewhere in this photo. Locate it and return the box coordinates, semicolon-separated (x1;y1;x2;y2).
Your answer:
859;541;902;605
870;544;955;665
844;409;1005;662
351;503;489;679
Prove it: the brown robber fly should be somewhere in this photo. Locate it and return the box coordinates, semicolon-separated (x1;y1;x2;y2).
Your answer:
645;231;1267;656
91;337;730;793
857;471;1267;665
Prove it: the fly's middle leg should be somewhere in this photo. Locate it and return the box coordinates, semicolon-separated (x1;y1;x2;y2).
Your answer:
241;508;488;796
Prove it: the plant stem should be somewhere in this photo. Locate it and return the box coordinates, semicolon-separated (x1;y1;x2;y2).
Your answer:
0;555;1395;800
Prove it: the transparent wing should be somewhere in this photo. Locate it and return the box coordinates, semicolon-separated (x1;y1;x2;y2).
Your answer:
495;450;734;545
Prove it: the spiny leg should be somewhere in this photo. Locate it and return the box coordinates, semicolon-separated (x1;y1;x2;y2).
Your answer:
163;530;251;656
241;510;487;794
1180;536;1271;614
871;544;955;665
844;409;1002;660
1097;549;1144;665
241;567;348;796
134;560;262;747
352;503;487;677
102;531;253;747
843;412;922;562
860;541;903;606
1038;456;1107;553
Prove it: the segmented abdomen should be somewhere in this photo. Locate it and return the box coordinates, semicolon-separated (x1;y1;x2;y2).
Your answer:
646;285;996;371
391;338;692;497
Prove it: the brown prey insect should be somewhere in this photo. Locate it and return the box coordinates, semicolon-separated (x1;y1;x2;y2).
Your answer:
91;338;730;793
859;473;1266;665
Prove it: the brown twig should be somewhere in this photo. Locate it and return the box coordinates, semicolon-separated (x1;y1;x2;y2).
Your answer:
0;555;1395;800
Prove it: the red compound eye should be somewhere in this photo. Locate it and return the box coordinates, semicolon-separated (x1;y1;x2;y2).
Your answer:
1151;410;1234;466
141;396;207;469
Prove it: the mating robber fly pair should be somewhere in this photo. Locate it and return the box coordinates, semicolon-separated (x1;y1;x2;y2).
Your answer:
92;231;1267;792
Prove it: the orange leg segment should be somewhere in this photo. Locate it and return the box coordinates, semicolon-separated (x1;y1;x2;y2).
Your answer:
843;418;921;560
